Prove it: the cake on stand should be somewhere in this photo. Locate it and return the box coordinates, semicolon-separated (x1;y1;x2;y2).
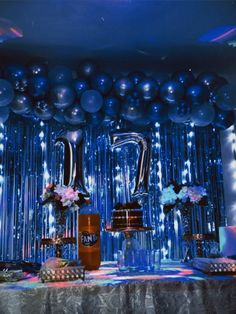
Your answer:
106;202;153;270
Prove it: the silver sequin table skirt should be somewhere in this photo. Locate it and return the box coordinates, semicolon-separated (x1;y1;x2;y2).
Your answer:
0;262;235;314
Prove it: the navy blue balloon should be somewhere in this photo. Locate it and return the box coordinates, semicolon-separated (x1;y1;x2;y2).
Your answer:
213;107;235;130
137;78;158;101
51;85;76;109
131;115;151;127
34;100;55;120
103;96;120;117
160;80;185;104
114;77;134;98
28;63;47;76
73;78;89;98
29;76;49;98
155;73;169;86
191;103;215;127
214;84;236;111
0;79;14;107
53;110;67;124
128;71;145;85
0;106;10;124
87;111;104;126
168;101;191;123
121;95;142;122
197;72;219;90
64;104;86;125
80;89;103;113
5;64;27;81
215;76;228;90
147;101;169;123
10;93;32;115
49;65;73;85
78;61;98;79
186;84;209;104
91;72;113;95
4;65;28;92
172;70;195;87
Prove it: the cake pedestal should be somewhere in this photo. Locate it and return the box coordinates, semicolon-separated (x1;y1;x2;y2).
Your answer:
106;226;153;270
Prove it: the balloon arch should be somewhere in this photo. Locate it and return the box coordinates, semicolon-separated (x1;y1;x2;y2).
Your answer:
0;61;235;129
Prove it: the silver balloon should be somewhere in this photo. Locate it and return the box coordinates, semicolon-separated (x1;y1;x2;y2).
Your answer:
111;132;151;198
55;130;89;195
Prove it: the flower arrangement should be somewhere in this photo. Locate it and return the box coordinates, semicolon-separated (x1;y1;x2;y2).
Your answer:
42;183;86;210
160;181;208;214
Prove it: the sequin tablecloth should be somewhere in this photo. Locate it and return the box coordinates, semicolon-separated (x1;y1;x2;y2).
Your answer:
0;261;236;314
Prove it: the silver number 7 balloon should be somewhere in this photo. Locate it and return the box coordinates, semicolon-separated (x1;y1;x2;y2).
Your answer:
111;131;151;199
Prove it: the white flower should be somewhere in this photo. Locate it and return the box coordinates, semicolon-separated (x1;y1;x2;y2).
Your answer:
160;185;178;205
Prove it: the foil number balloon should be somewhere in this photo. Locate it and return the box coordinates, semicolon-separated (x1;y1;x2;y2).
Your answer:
111;132;151;198
55;130;89;195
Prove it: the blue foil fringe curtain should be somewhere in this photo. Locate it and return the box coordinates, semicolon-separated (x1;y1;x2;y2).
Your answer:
0;119;225;262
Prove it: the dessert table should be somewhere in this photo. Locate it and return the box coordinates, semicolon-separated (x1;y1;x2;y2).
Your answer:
0;261;236;314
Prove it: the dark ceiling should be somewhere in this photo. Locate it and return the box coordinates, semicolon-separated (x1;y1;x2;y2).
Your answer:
0;0;236;76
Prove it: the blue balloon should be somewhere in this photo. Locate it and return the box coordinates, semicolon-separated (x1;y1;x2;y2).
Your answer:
160;80;185;104
0;106;10;124
154;73;169;86
91;72;113;95
49;65;73;85
53;110;67;124
78;61;98;79
121;95;142;122
4;65;28;92
0;79;14;107
5;64;27;81
137;78;158;101
64;104;86;125
131;115;151;127
103;96;120;117
215;76;228;90
114;77;134;98
80;89;103;113
10;93;32;115
128;71;145;85
186;84;209;104
51;85;76;109
168;101;191;123
197;72;219;90
73;78;89;98
214;84;236;111
87;111;104;126
191;103;215;127
29;76;49;98
34;99;55;120
147;101;169;123
172;70;195;87
212;107;235;130
28;63;47;76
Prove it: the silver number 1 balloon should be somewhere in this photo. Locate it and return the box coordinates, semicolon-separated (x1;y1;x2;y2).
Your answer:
55;130;89;195
111;131;151;198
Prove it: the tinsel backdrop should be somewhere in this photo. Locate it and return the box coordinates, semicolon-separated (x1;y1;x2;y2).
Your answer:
0;118;225;262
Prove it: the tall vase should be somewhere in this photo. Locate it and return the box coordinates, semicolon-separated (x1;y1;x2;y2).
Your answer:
180;205;192;235
54;204;67;238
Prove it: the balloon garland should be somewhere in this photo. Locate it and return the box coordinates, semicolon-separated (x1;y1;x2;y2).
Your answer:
0;61;235;129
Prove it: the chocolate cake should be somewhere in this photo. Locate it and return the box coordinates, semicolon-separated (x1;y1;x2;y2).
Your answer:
111;202;143;229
